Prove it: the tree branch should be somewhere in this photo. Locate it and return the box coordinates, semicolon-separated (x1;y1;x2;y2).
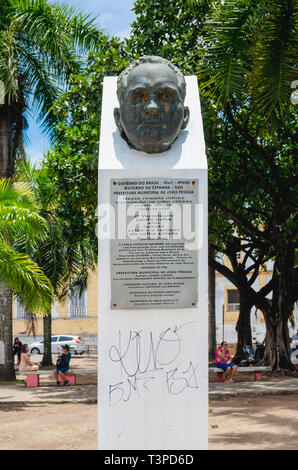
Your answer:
210;195;272;244
225;104;282;188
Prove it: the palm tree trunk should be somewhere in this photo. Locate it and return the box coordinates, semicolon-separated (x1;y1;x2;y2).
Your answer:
0;101;15;381
0;102;13;178
0;286;15;381
41;313;53;366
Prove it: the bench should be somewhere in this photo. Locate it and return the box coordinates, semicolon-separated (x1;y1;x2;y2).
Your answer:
17;369;97;387
85;345;98;355
209;366;271;382
69;344;98;357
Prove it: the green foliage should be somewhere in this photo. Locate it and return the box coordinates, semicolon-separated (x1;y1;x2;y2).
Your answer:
0;0;103;167
15;159;96;301
44;36;131;245
40;0;296;368
127;2;298;371
199;0;298;121
0;178;53;314
128;0;210;74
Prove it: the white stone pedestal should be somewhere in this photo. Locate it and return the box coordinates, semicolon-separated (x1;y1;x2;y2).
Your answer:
98;76;208;450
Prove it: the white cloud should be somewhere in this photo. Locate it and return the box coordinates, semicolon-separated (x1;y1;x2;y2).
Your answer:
115;28;131;40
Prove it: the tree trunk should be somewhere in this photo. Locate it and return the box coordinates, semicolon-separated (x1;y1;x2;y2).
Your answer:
0;101;13;178
262;311;294;370
261;243;296;371
0;286;15;381
208;245;216;362
0;100;15;381
41;313;53;367
234;296;253;363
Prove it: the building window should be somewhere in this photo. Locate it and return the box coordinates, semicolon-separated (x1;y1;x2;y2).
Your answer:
15;299;29;320
69;286;88;318
51;298;59;318
227;289;240;312
15;298;58;319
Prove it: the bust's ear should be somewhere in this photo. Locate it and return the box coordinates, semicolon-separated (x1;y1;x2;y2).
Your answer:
114;107;123;132
181;106;190;129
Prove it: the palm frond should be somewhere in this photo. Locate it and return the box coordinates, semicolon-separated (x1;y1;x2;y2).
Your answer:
12;0;101;71
0;178;35;208
1;0;102;144
0;206;48;243
0;26;19;101
249;0;298;118
0;241;53;315
199;0;258;104
15;42;61;132
186;0;213;7
199;0;298;119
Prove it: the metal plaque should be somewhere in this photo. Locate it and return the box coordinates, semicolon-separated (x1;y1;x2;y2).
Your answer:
110;177;198;309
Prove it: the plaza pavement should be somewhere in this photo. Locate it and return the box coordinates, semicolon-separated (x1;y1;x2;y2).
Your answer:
0;377;298;403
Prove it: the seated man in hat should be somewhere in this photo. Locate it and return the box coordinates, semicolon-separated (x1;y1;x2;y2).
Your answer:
53;344;72;386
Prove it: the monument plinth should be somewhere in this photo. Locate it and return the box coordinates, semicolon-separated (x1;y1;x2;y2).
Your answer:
98;57;208;450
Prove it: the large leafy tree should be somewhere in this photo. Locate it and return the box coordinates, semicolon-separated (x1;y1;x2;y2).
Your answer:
0;178;53;380
196;0;298;370
0;0;102;178
129;0;298;370
44;0;297;370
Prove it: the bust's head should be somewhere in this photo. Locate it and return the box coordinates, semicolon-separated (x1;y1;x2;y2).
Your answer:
114;56;189;154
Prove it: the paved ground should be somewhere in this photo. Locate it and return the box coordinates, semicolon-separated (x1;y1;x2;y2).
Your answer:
0;384;97;403
210;377;298;399
1;356;296;449
208;395;298;450
3;364;298;403
0;395;297;450
0;403;98;450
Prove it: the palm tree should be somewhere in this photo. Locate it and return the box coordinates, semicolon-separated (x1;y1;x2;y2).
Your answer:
0;0;102;178
15;160;96;366
0;0;100;378
0;178;53;380
196;0;297;120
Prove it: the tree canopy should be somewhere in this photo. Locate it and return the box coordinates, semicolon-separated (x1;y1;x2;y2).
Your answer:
0;0;103;177
45;35;131;246
42;0;297;370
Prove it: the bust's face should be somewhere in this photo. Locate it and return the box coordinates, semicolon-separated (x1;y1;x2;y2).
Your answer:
114;63;189;153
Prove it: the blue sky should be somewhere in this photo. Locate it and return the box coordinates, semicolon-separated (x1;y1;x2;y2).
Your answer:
26;0;135;165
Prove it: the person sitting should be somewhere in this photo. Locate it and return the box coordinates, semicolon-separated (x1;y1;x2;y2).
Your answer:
53;345;72;386
215;342;238;383
13;337;22;365
292;329;298;341
19;344;39;371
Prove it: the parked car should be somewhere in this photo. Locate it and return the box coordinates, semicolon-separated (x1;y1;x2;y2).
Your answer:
29;335;86;355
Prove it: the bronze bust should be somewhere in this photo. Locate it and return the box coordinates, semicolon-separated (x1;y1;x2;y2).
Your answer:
114;56;190;154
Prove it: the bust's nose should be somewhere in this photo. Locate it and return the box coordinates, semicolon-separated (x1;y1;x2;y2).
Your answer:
144;96;160;116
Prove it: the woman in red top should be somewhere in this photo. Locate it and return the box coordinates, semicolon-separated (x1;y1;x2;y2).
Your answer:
215;342;238;382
